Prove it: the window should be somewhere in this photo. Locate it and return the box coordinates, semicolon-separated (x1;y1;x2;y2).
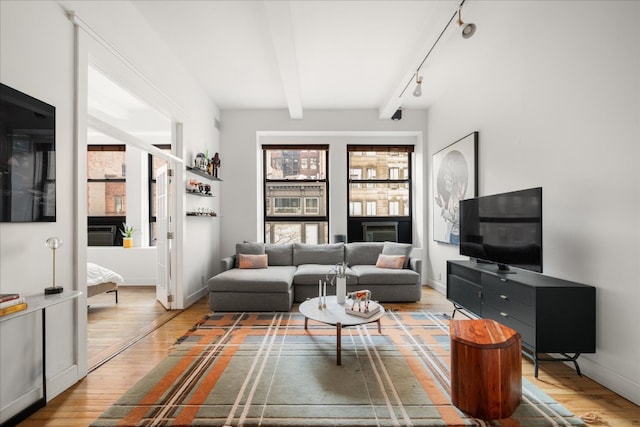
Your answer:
87;145;126;216
366;168;377;179
305;197;319;214
389;200;400;216
275;197;301;214
350;201;362;216
347;145;413;242
87;145;127;246
264;146;328;244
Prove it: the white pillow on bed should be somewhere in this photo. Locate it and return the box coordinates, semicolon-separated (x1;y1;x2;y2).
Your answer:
87;262;124;286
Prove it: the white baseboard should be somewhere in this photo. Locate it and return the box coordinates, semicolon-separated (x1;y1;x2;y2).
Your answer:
47;364;79;402
185;285;208;309
426;279;446;295
548;353;640;406
0;388;42;424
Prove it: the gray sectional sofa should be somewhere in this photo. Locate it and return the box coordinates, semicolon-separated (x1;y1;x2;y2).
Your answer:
207;241;422;312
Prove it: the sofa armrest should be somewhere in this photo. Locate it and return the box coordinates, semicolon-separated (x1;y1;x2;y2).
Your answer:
220;255;236;272
409;256;422;275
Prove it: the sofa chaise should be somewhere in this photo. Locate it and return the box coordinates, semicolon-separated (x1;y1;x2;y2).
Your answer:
207;241;421;312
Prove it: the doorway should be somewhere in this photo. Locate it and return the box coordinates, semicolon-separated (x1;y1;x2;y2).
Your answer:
84;65;181;369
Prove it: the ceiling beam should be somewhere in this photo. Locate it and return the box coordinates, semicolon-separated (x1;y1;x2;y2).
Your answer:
263;1;303;119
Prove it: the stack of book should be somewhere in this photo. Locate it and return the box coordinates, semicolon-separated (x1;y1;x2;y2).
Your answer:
345;300;381;318
0;293;27;317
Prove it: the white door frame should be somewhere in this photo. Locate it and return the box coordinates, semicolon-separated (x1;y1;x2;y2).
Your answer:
72;14;189;377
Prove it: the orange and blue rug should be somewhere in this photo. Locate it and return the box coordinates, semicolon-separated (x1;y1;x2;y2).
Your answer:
91;311;586;426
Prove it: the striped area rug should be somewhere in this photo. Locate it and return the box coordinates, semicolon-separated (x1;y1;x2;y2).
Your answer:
91;311;585;426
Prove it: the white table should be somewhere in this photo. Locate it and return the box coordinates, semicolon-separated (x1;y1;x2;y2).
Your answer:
298;295;385;365
0;290;81;426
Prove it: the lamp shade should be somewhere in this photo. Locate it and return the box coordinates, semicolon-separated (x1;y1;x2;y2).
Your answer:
45;237;62;250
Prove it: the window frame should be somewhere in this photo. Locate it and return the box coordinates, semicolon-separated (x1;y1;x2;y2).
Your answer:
263;145;329;244
346;145;414;243
347;145;413;220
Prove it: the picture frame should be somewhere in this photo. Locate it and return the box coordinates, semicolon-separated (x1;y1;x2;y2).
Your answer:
432;131;478;245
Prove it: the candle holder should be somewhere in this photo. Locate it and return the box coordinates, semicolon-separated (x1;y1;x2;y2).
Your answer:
44;237;64;295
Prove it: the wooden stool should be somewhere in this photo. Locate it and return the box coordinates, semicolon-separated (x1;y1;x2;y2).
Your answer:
450;319;522;419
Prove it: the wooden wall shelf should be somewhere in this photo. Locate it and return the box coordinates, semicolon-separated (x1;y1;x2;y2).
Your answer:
186;166;222;181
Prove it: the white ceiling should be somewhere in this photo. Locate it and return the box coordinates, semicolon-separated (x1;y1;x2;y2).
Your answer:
131;0;476;119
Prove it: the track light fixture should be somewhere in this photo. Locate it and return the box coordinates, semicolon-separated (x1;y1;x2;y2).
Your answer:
457;5;476;39
398;0;476;100
413;75;423;97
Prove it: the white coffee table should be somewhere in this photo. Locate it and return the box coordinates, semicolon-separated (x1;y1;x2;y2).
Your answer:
298;295;385;365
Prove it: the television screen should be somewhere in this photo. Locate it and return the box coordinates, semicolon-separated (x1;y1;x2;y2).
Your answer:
459;187;542;273
0;83;56;222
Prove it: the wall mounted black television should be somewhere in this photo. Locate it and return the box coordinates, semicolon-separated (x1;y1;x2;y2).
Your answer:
459;187;542;273
0;83;56;222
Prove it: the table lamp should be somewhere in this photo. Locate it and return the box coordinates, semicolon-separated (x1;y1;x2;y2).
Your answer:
44;237;64;295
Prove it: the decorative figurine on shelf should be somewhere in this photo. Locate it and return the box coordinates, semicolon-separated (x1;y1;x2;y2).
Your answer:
189;179;201;192
204;184;211;195
194;153;208;171
211;152;221;178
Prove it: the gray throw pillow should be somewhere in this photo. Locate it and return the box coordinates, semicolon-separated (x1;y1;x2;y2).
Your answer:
265;243;293;266
235;242;265;267
381;242;412;268
345;242;384;266
293;243;344;266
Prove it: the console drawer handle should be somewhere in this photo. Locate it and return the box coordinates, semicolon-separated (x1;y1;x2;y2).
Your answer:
500;278;507;282
500;294;509;300
500;312;509;317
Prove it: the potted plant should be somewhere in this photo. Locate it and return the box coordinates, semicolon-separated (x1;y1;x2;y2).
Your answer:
121;223;136;248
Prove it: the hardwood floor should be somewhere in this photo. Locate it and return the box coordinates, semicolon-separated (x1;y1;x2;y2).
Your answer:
87;286;180;371
20;287;639;426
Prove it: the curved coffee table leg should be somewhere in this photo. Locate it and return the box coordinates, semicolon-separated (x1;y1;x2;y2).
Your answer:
377;319;381;334
337;322;342;365
304;316;308;330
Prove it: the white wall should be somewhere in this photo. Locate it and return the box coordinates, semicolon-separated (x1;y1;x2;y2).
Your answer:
0;1;78;420
87;247;156;285
0;0;220;417
218;109;428;269
425;1;639;404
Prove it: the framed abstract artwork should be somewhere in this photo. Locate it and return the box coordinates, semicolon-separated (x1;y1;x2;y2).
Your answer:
432;131;478;245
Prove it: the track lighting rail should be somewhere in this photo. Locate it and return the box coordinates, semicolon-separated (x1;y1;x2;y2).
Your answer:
399;0;474;99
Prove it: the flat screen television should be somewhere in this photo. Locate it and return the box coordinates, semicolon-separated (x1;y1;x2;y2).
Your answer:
0;83;56;222
459;187;542;273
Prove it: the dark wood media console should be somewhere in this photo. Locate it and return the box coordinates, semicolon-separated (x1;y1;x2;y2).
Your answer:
446;260;596;377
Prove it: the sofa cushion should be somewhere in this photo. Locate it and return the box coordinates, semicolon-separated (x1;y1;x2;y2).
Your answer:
351;265;420;285
208;266;296;293
235;242;265;267
375;254;405;269
293;243;344;266
345;242;384;266
293;264;358;285
266;243;293;266
238;253;268;269
382;242;412;268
